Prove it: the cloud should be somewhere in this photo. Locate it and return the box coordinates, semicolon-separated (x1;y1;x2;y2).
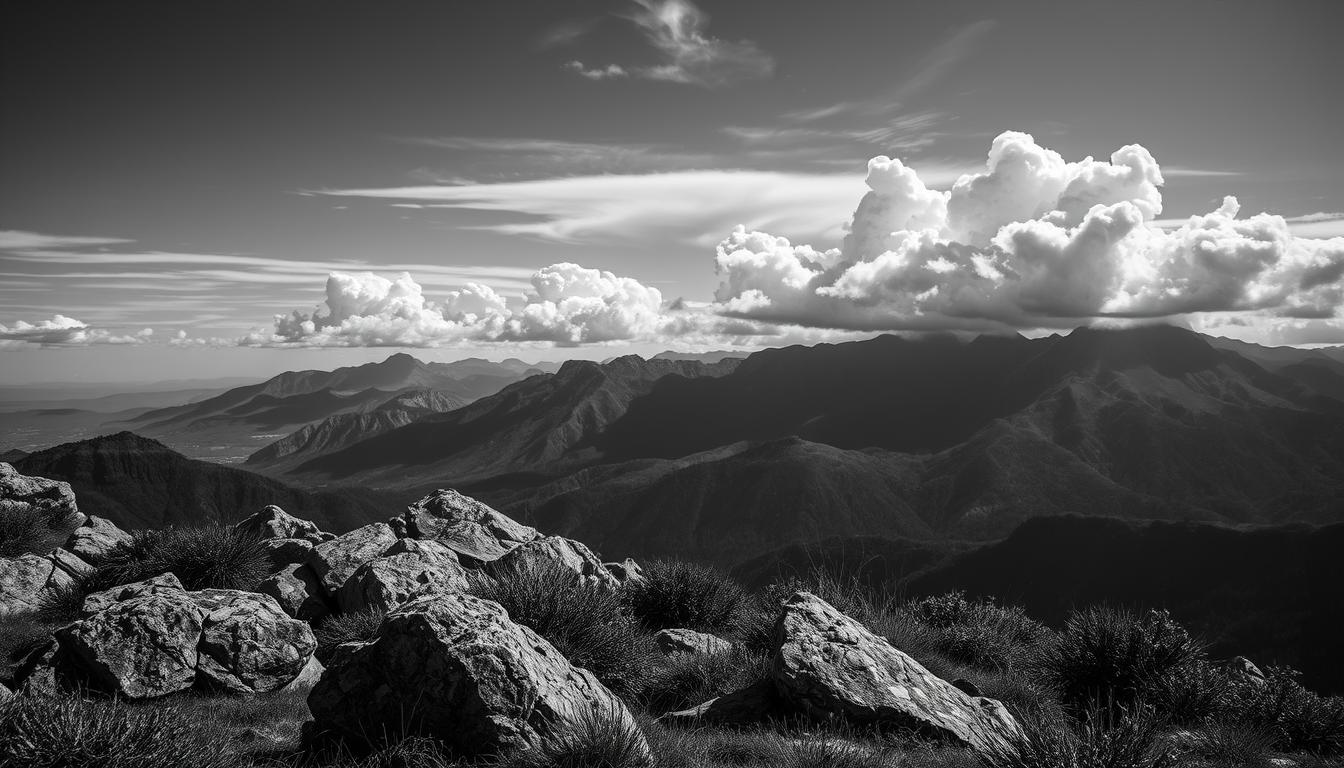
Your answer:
245;264;669;347
0;315;153;347
567;0;773;88
0;230;134;250
711;131;1344;331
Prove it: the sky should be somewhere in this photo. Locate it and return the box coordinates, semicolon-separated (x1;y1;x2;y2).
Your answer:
2;0;1342;384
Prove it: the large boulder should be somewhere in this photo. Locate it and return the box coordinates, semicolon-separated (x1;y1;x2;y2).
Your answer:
193;589;318;694
772;592;1020;754
336;538;468;615
483;536;618;591
57;592;206;698
0;462;81;530
235;505;331;544
307;522;397;596
52;576;318;698
655;628;733;657
258;562;331;621
65;516;133;562
308;592;649;761
392;489;538;564
0;552;76;615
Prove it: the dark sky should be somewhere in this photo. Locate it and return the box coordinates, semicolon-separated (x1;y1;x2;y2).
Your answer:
2;0;1342;382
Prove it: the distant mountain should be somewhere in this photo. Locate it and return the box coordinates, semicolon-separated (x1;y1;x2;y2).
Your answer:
107;354;542;462
288;356;741;487
650;350;750;364
13;432;392;532
904;516;1344;694
246;389;467;471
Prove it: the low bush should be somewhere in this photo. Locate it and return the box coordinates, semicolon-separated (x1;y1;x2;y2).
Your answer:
623;559;747;635
0;692;243;768
314;608;387;664
1230;666;1344;756
0;506;67;557
468;562;659;699
1041;605;1204;715
1171;722;1276;768
901;592;1053;673
84;525;268;594
980;704;1178;768
641;646;772;713
512;704;653;768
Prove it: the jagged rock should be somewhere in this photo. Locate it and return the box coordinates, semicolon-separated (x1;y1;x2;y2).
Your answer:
307;522;397;595
236;505;330;543
0;462;82;530
605;558;646;585
65;516;133;562
258;562;330;621
194;589;318;694
49;547;93;580
262;537;315;571
279;655;325;693
82;572;186;617
58;592;207;699
655;628;733;656
1228;656;1267;687
394;489;538;564
308;592;649;761
484;536;618;591
336;538;468;615
10;640;62;695
772;592;1020;754
0;552;75;615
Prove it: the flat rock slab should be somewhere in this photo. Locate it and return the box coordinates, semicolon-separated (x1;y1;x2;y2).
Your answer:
65;516;133;562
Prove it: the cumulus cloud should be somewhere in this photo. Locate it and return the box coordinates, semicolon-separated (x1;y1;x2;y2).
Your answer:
567;0;773;88
245;263;670;347
712;131;1344;331
0;315;153;347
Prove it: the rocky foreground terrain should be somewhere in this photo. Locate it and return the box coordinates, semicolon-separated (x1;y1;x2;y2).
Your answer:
2;461;1342;767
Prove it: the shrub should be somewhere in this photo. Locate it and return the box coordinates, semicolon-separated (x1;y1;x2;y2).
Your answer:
980;704;1178;768
1229;666;1344;756
87;526;268;593
314;608;386;664
901;592;1052;673
468;562;659;699
0;506;68;557
641;647;772;713
511;704;653;768
1171;723;1275;768
1042;606;1204;715
0;693;243;768
623;559;747;634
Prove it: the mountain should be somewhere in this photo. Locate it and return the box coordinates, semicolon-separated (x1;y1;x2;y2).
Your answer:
650;350;750;364
287;356;741;488
903;516;1344;694
246;389;467;471
108;354;543;462
12;432;392;532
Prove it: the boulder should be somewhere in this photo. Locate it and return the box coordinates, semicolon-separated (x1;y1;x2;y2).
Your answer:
393;489;538;564
82;572;186;617
58;592;206;699
605;558;646;586
0;552;75;615
484;536;618;591
655;628;733;656
258;562;331;621
262;537;315;571
0;462;81;530
194;589;318;694
336;538;468;615
772;592;1020;754
308;592;649;761
49;547;94;580
307;522;397;596
65;516;133;562
235;505;330;544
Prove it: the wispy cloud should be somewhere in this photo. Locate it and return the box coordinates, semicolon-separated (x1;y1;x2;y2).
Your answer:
0;230;133;250
0;315;153;347
567;0;774;88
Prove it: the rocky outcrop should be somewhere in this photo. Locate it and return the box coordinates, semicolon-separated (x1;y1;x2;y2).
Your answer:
194;588;318;694
0;552;76;615
0;462;81;530
308;592;649;761
42;575;316;699
336;538;468;615
605;558;646;586
483;535;618;591
262;537;315;571
771;592;1020;753
258;562;330;621
306;522;397;595
655;628;733;656
235;505;331;544
392;489;538;564
65;516;133;562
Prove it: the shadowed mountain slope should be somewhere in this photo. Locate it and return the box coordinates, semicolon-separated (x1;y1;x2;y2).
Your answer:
13;431;392;532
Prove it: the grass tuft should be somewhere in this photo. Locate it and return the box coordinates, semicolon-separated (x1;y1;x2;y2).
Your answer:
622;560;746;635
